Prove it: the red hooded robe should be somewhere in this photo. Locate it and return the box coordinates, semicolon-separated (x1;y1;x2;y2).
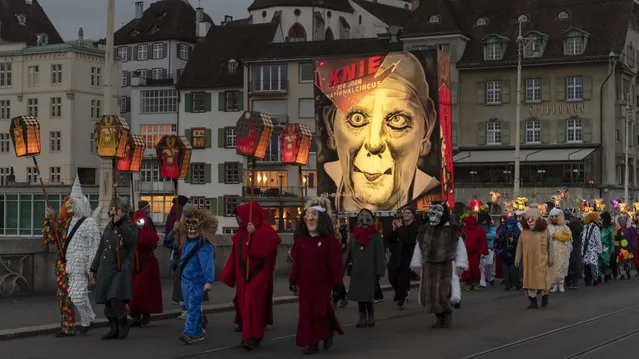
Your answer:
461;216;488;283
129;210;163;314
221;203;281;342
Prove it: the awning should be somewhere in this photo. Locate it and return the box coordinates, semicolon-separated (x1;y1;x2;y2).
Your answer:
453;148;597;164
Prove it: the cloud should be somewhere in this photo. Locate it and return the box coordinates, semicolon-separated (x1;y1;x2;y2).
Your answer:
38;0;253;41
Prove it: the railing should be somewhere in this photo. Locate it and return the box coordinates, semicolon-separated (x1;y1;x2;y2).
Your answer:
249;80;288;94
241;186;306;199
135;180;174;193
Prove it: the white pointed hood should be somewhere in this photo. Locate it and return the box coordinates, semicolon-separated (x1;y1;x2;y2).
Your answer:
70;174;83;198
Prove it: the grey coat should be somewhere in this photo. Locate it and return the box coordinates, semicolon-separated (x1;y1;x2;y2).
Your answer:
345;232;385;302
90;217;138;304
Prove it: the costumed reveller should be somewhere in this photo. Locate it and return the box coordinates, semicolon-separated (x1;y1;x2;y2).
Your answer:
598;212;615;283
478;209;496;287
496;215;522;290
461;215;488;291
221;202;281;351
564;210;584;289
42;176;101;337
90;197;138;340
344;209;385;328
173;206;217;344
547;208;572;293
581;212;602;286
331;212;349;309
128;203;163;327
515;207;553;309
411;202;463;328
289;206;344;355
613;213;637;280
165;195;189;309
164;202;192;320
388;207;418;309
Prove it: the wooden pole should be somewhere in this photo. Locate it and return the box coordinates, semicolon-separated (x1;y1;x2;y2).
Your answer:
32;156;64;260
246;158;256;281
112;158;121;271
298;165;305;217
130;172;135;217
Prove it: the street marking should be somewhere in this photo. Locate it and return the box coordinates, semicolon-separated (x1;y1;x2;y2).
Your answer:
564;329;639;358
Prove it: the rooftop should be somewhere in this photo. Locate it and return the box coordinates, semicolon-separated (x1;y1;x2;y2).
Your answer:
248;0;354;13
352;0;411;26
0;0;64;46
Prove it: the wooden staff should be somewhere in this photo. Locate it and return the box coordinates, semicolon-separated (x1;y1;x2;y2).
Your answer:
298;165;305;214
33;157;64;260
112;158;121;271
246;158;256;281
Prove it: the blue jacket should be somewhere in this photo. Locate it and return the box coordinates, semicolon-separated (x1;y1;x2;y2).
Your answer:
180;236;215;284
496;217;522;256
482;222;497;250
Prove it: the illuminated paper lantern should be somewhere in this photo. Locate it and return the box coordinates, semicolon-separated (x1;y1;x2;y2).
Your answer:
469;199;483;213
557;187;568;199
117;135;146;172
610;198;621;211
280;123;313;165
236;111;273;159
513;197;528;211
156;135;192;179
9;116;41;157
94;115;130;158
619;203;630;213
539;203;548;216
489;191;501;203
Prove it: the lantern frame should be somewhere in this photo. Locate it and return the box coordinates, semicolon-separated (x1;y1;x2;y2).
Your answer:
235;111;274;159
155;135;192;179
116;135;146;172
94;115;130;159
9;116;41;157
280;123;313;166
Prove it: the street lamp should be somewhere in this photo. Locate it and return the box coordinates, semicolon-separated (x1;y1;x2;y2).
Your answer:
624;89;635;203
513;14;528;197
469;170;478;183
278;173;284;195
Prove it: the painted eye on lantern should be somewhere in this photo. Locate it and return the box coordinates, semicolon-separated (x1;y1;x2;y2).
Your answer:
345;111;369;128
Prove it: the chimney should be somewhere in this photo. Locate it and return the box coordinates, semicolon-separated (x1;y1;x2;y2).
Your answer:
195;7;205;37
78;27;84;43
198;22;211;38
224;15;233;23
412;0;420;11
135;1;144;19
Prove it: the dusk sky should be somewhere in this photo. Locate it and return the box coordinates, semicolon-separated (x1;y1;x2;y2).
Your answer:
38;0;254;41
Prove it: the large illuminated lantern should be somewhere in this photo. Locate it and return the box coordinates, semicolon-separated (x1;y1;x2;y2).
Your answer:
95;115;130;158
156;134;192;187
280;123;313;165
236;111;274;159
117;135;145;172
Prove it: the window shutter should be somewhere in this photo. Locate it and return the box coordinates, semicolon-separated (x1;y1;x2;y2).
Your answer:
163;42;168;59
185;167;191;183
520;121;526;144
218;163;225;183
541;78;550;102
147;44;153;60
238;91;244;111
541;120;551;144
451;122;458;146
204;92;212;112
218;92;225;111
451;81;458;105
184;128;193;144
583;118;593;143
555;77;566;101
209;197;218;215
477;121;486;145
126;71;132;86
204;163;212;183
204;128;212;148
449;44;457;63
583;75;593;100
185;93;193;113
127;46;132;61
501;80;511;103
477;81;485;104
218;128;225;148
556;119;567;143
217;196;225;216
501;121;510;145
133;45;138;61
162;68;168;79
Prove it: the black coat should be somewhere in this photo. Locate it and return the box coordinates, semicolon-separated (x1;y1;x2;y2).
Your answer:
567;220;584;278
387;221;418;270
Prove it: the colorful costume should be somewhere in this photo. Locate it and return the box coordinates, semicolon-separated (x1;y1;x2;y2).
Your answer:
598;212;615;282
547;208;572;293
613;214;637;280
516;208;553;309
478;211;496;287
581;213;602;286
461;215;488;289
42;175;101;337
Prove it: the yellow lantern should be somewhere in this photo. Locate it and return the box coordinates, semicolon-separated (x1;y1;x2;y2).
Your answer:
490;191;501;203
619;203;630;214
94;115;130;158
513;197;528;211
539;203;548;216
9;116;41;157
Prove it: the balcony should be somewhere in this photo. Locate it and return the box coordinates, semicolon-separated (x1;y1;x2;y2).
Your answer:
241;186;305;200
270;115;289;126
249;80;288;95
135;180;174;193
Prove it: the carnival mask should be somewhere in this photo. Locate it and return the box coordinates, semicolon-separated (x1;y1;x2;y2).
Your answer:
65;198;75;213
356;210;374;228
304;208;320;233
428;204;445;226
549;215;559;225
527;216;537;230
185;217;201;238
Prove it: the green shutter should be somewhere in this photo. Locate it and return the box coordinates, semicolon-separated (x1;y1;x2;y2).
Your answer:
583;75;593;100
541;120;551;144
556;119;567;143
477;81;485;104
477;121;486;145
555;77;565;101
218;92;225;111
217;128;225;148
204;128;212;148
217;196;225;216
185;166;191;183
218;163;225;183
184;128;193;144
583;118;593;143
501;121;510;145
204;92;212;112
501;80;511;104
209;197;218;215
451;81;458;105
204;163;212;183
239;165;244;184
185;93;193;113
238;91;244;111
541;78;550;102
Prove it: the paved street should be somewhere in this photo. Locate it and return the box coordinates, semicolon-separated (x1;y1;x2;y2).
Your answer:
1;278;639;359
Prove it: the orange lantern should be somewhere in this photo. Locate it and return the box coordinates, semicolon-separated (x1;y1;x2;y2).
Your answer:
94;115;130;158
280;123;313;165
116;135;145;172
236;111;273;159
155;135;192;179
9;116;41;157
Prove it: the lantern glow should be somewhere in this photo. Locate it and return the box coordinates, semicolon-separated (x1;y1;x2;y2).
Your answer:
235;111;274;159
552;195;561;207
619;202;629;213
489;191;501;203
539;203;548;215
633;202;639;213
513;197;528;211
9;116;41;157
594;199;606;212
610;198;621;211
557;187;568;199
469;199;483;213
94;115;130;158
280;123;313;165
116;135;145;172
155;135;192;179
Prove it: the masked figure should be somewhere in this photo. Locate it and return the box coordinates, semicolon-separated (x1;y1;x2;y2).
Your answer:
515;207;553;309
580;212;602;286
412;202;463;328
42;175;101;337
221;202;281;351
613;214;636;280
547;208;572;293
599;212;615;283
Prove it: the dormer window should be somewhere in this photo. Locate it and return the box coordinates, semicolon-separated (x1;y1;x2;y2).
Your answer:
429;15;441;24
523;32;549;58
149;24;159;34
228;59;238;73
476;17;488;27
483;35;508;61
15;14;26;25
557;11;570;20
130;29;140;37
36;33;48;46
564;29;589;56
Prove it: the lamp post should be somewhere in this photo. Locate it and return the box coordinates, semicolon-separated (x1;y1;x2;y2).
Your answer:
513;15;528;197
625;90;635;203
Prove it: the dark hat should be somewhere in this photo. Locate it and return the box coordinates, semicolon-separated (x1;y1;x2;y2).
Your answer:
401;206;416;215
563;209;573;221
177;195;188;206
138;200;150;211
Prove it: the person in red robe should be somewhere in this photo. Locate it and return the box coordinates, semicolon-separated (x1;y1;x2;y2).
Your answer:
221;202;281;351
461;215;488;291
128;206;163;326
289;205;344;355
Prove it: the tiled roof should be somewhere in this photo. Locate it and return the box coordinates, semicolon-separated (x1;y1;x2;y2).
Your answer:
0;0;64;45
176;22;279;90
403;0;463;37
352;0;411;26
248;0;354;13
114;0;213;45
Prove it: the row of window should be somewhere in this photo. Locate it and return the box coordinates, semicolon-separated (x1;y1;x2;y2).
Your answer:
184;91;243;113
479;76;590;105
0;97;102;120
483;29;590;61
121;68;175;87
481;118;588;145
117;42;191;62
0;131;63;153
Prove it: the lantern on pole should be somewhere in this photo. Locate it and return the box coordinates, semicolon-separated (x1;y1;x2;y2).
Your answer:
155;134;192;194
116;134;145;214
611;198;621;211
280;123;313;211
469;199;483;213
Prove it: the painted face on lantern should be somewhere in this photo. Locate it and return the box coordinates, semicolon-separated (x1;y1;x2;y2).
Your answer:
356;210;374;228
65;198;75;213
185;217;201;238
304;209;320;233
428;204;445;226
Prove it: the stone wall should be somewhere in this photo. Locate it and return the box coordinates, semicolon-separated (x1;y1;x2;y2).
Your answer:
0;233;295;298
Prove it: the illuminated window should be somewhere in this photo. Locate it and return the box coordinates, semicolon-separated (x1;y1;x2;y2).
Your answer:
254;170;287;189
139;195;173;224
302;170;317;189
140;124;176;149
192;128;205;149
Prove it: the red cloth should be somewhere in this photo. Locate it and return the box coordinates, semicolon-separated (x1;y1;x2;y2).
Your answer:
221;202;281;341
352;225;377;247
129;210;163;314
461;216;488;282
289;234;344;348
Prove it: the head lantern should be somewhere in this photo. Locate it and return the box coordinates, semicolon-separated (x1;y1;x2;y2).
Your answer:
356;209;375;228
428;201;449;227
